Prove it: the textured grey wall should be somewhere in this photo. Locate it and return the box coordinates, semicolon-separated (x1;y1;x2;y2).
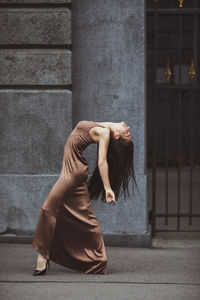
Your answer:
72;0;148;237
0;2;72;234
0;91;72;174
0;51;71;85
0;9;71;44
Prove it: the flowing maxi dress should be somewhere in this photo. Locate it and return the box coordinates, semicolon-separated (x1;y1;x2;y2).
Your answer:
32;120;108;274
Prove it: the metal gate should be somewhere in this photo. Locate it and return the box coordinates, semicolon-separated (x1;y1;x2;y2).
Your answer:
146;0;200;237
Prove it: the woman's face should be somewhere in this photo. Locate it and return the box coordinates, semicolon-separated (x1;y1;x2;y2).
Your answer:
116;121;132;142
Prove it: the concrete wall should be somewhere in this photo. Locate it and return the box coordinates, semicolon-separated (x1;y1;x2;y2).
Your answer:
0;1;72;234
72;0;149;245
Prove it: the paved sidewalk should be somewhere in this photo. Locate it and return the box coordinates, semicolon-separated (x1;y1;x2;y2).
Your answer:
0;240;200;300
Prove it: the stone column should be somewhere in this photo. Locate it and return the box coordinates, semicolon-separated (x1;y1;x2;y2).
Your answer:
72;0;150;246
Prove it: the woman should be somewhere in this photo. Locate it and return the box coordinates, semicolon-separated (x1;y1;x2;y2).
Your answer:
32;120;137;276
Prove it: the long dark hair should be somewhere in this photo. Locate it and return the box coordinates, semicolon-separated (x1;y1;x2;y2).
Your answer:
87;132;138;202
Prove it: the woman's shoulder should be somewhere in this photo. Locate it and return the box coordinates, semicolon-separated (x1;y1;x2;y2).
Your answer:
75;120;109;133
75;120;95;131
76;120;90;127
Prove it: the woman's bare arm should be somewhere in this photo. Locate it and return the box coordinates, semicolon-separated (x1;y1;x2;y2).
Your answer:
97;128;116;203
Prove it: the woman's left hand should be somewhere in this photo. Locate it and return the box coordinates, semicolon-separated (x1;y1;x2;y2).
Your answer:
105;189;117;204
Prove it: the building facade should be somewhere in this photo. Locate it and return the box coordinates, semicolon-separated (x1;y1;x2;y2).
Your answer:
0;0;149;246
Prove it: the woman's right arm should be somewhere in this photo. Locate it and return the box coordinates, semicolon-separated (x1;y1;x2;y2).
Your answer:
97;128;116;204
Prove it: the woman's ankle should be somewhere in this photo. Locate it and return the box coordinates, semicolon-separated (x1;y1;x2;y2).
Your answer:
36;253;47;270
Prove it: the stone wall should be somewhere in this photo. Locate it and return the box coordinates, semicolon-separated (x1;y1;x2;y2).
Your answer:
72;0;150;246
0;0;72;234
0;0;150;247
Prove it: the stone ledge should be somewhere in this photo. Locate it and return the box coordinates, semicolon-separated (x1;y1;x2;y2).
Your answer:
0;232;152;248
104;232;152;248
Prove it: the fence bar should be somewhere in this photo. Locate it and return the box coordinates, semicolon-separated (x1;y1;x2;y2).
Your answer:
189;0;198;225
155;213;200;217
151;1;158;237
177;90;181;232
146;8;200;14
189;91;194;225
156;229;200;233
165;90;169;226
177;13;183;232
193;0;198;86
155;85;200;90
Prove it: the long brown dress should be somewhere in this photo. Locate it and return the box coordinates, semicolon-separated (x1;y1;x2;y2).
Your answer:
32;120;108;274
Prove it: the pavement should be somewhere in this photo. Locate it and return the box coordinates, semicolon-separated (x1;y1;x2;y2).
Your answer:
0;235;200;300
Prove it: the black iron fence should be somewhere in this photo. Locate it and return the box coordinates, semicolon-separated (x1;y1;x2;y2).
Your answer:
146;0;200;236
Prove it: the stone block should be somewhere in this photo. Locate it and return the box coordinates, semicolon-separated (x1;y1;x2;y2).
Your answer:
0;175;59;233
0;9;71;45
0;90;72;173
0;50;71;85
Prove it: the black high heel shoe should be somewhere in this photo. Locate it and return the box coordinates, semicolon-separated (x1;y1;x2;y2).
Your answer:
33;259;50;276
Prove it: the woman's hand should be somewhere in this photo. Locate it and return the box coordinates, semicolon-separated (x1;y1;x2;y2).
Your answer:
105;189;117;204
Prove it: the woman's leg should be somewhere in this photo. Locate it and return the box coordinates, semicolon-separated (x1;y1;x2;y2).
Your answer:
32;176;74;269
